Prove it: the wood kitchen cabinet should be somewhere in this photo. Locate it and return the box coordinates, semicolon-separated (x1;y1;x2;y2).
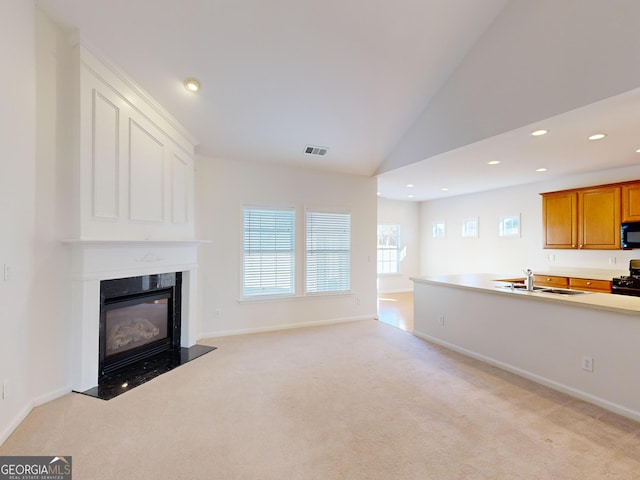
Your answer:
541;185;620;249
577;186;620;249
533;275;569;288
533;274;612;293
542;191;577;248
622;182;640;222
568;277;612;293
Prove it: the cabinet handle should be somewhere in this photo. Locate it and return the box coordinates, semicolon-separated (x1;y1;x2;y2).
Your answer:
586;281;592;285
572;244;576;247
547;278;551;281
579;244;583;248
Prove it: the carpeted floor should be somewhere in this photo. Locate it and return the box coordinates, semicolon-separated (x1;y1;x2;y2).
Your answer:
2;319;640;479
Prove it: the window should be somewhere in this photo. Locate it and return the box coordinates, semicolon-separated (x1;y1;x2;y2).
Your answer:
377;224;400;274
242;207;295;298
306;211;351;294
462;217;479;238
499;214;520;237
432;221;446;238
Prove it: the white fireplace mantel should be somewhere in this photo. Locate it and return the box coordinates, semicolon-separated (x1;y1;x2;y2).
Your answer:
65;239;209;391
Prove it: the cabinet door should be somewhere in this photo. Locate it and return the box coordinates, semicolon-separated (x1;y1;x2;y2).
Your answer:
622;183;640;222
542;191;577;249
533;275;569;288
578;186;621;250
569;277;611;293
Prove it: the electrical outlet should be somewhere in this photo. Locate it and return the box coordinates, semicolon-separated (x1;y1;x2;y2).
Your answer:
215;309;221;318
2;379;8;400
582;356;594;372
608;257;617;265
3;264;9;281
356;296;361;305
439;315;445;326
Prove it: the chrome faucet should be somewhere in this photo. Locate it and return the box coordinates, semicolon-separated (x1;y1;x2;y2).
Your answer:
523;268;534;291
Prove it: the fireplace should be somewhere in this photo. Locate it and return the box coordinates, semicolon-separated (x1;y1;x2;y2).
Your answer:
99;273;181;376
67;240;209;393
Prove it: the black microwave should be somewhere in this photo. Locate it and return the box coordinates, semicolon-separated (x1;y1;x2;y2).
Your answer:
621;222;640;249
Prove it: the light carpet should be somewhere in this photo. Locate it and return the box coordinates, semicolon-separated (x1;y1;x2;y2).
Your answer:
2;319;640;479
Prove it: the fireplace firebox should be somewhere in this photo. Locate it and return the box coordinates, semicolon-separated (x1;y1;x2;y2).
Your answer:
100;273;181;376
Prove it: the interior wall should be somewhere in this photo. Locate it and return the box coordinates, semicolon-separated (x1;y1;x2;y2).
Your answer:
419;165;640;277
0;0;37;444
30;7;74;405
195;156;378;337
376;198;419;293
379;0;640;174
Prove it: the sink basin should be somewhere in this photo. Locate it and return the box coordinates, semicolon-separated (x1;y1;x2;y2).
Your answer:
539;288;588;295
495;284;588;295
495;284;546;291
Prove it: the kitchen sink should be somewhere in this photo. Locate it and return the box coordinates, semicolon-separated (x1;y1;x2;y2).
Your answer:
539;288;588;295
495;284;546;291
495;284;588;295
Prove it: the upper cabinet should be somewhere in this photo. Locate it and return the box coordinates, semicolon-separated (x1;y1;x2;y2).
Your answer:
541;183;626;250
577;186;621;249
542;190;577;249
622;183;640;222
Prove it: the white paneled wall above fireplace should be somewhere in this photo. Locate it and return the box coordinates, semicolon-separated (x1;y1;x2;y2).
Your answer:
75;40;197;241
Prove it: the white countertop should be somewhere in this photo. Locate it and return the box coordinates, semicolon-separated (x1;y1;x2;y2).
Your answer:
411;273;640;315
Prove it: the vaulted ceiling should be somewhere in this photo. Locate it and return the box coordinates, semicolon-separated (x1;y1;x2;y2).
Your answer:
36;0;640;201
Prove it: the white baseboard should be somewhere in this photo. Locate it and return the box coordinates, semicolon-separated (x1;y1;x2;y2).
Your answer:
1;386;72;446
199;314;376;339
33;385;72;407
377;289;413;294
413;329;640;423
0;402;34;446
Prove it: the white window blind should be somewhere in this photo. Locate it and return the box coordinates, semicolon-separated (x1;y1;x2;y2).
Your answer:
306;211;351;294
243;207;295;298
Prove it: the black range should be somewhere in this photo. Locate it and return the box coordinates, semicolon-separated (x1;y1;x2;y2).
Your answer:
612;260;640;296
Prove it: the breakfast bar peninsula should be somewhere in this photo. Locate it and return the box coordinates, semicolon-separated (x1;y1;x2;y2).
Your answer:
412;273;640;421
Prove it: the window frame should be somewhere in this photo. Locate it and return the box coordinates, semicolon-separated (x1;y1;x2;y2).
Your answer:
241;205;296;300
304;209;352;295
377;224;401;275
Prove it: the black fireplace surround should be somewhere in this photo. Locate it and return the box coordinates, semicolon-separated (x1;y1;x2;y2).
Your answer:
80;272;215;400
99;273;182;376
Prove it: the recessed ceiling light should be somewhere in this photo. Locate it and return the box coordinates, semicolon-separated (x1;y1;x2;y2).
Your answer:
441;188;449;192
406;184;414;188
536;167;548;172
487;160;500;165
376;192;381;196
407;194;414;198
588;133;606;141
531;129;548;136
184;78;200;92
635;148;640;153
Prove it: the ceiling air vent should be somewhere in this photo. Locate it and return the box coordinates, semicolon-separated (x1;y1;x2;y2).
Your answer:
304;145;329;156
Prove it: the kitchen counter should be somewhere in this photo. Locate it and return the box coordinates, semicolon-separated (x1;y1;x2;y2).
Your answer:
411;273;640;422
412;273;640;315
